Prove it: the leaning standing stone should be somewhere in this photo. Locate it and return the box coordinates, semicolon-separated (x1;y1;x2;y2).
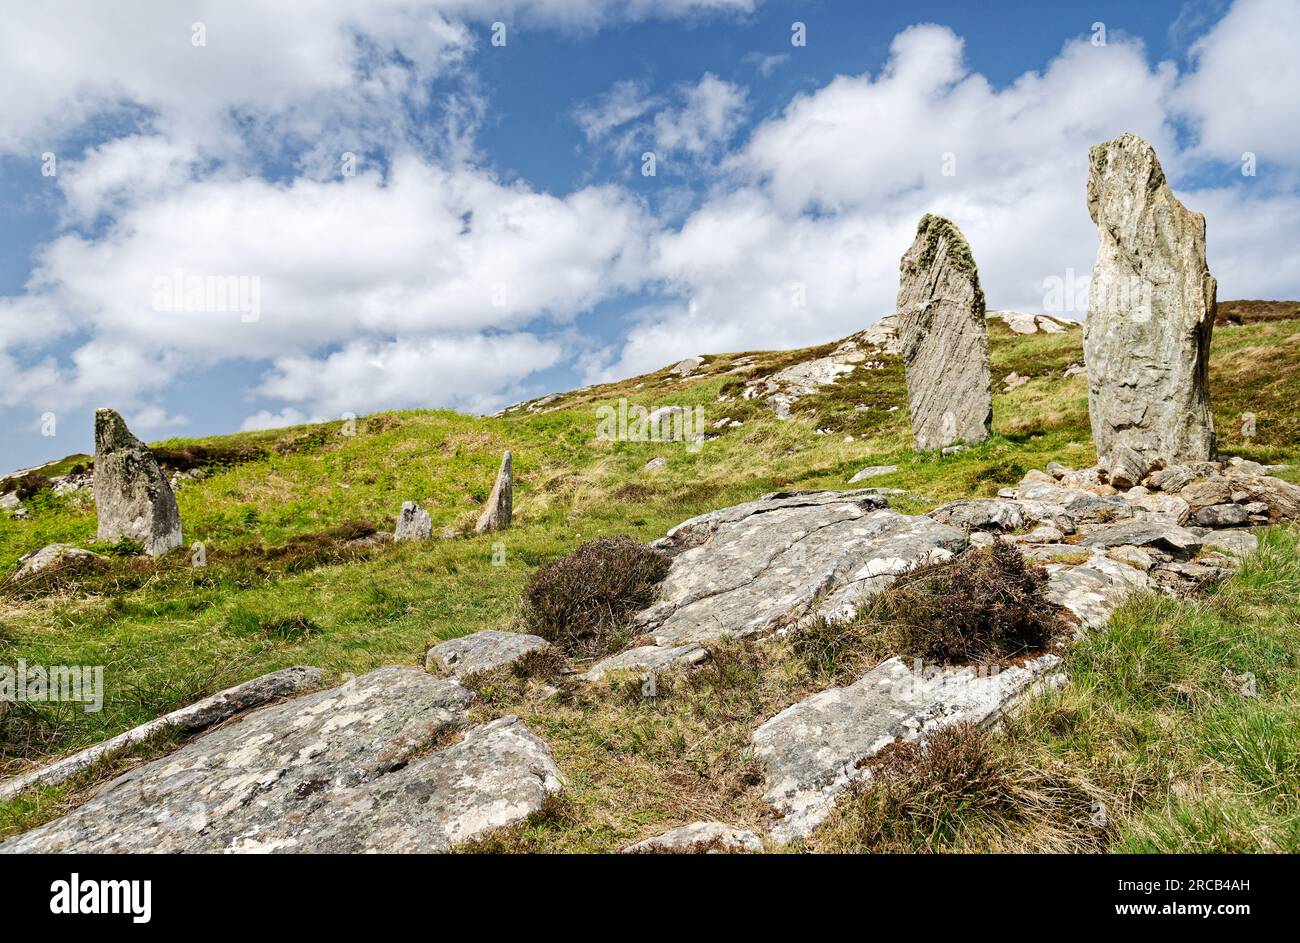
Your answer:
92;408;182;556
475;450;513;534
1084;133;1216;477
896;214;992;451
394;501;432;541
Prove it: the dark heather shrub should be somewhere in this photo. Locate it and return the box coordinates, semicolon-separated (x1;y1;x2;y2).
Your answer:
521;536;670;658
870;540;1059;663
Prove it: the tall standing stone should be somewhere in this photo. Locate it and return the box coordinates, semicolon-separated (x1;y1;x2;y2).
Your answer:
475;451;512;534
1084;133;1216;481
92;408;183;556
896;214;992;451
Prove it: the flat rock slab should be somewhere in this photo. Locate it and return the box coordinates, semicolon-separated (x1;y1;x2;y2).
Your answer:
0;667;563;853
426;630;551;679
631;490;966;646
1079;519;1201;554
752;653;1060;843
1044;552;1149;629
848;465;898;483
582;643;707;683
623;821;763;854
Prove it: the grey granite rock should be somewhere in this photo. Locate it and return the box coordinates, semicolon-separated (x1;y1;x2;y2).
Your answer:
623;821;763;854
928;498;1026;532
425;630;552;679
1191;503;1249;528
751;654;1060;842
1079;519;1201;554
896;214;992;451
1084;134;1216;469
14;543;104;578
1198;529;1258;556
848;465;898;483
631;490;966;646
582;642;708;682
0;667;562;853
93;408;182;556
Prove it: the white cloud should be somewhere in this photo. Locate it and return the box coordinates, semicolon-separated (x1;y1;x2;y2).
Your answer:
577;73;748;163
254;332;566;418
1176;0;1300;165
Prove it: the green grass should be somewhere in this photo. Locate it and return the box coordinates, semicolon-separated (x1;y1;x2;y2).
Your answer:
2;312;1298;850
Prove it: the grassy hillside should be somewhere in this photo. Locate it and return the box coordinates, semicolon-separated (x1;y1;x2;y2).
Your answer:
2;308;1298;851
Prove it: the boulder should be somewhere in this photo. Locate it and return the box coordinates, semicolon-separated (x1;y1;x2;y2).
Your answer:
582;642;708;683
1198;530;1258;556
1180;478;1233;509
394;501;432;541
475;451;513;534
1083;134;1216;470
896;214;992;451
92;408;182;556
425;630;551;679
751;654;1060;842
1146;465;1196;493
0;667;563;853
927;498;1025;532
15;543;104;579
624;821;762;854
848;465;898;483
1079;519;1201;555
1191;503;1249;528
630;490;966;647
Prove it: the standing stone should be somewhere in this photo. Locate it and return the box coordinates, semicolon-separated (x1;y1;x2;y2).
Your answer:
896;214;992;451
93;408;182;556
394;501;432;541
475;451;512;534
1084;133;1216;478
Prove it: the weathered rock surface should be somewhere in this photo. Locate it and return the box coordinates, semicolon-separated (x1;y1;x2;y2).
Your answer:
475;451;513;534
623;821;763;854
14;543;104;579
848;465;898;483
896;214;992;451
1084;133;1216;470
1078;519;1201;555
0;667;323;802
426;630;551;679
752;654;1060;842
582;642;708;683
928;498;1026;532
988;311;1078;335
629;490;966;648
93;408;183;556
394;501;432;541
0;667;563;853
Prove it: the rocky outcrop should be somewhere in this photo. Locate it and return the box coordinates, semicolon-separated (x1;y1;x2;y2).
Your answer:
1084;133;1217;475
988;311;1078;334
0;667;323;802
583;642;708;683
14;543;104;579
394;501;432;541
92;408;182;556
896;214;992;451
752;654;1061;842
628;490;967;649
475;451;513;534
0;667;563;853
623;821;763;854
425;630;551;679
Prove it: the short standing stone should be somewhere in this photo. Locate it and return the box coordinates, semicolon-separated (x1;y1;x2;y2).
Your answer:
1084;134;1216;471
475;451;513;534
92;408;182;556
394;501;432;541
896;214;992;451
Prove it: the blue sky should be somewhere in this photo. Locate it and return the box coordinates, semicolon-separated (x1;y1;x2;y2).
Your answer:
2;0;1297;471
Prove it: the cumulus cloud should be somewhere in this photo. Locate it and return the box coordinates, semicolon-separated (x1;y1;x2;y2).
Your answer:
1175;0;1300;165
